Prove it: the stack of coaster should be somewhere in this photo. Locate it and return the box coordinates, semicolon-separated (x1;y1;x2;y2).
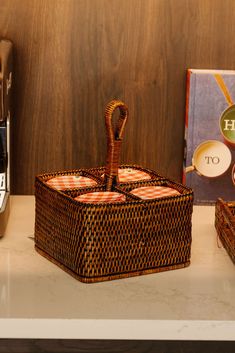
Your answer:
46;175;98;190
130;186;180;200
75;191;126;203
117;168;151;182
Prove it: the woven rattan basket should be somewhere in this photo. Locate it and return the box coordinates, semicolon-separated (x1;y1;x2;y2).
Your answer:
35;100;194;283
215;198;235;264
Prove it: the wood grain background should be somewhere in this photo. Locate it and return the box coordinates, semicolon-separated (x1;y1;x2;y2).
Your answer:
0;0;235;194
1;339;235;353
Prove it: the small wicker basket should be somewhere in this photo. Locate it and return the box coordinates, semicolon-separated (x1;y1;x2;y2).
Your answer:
215;198;235;264
34;100;194;283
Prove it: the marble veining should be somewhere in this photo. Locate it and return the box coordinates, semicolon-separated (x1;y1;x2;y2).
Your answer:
0;196;235;324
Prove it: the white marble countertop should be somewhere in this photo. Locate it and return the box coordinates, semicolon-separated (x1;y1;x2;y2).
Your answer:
0;196;235;340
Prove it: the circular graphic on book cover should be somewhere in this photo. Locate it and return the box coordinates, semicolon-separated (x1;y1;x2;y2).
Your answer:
232;164;235;186
220;105;235;146
186;140;232;178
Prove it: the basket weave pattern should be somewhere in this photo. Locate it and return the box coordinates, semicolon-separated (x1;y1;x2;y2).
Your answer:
35;100;194;283
215;198;235;264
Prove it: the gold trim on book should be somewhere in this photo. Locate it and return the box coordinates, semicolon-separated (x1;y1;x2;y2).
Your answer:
214;74;234;107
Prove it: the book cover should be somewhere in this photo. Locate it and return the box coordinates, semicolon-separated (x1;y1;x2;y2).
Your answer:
184;69;235;204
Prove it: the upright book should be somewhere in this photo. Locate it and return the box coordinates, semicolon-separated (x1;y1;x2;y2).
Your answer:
184;69;235;204
0;39;12;237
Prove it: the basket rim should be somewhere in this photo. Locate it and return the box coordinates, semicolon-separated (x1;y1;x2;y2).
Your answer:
35;166;194;208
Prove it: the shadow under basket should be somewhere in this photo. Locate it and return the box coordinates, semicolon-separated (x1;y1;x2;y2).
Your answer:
215;198;235;264
34;100;194;283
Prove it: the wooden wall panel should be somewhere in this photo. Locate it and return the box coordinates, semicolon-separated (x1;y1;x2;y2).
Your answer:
1;338;235;353
0;0;235;194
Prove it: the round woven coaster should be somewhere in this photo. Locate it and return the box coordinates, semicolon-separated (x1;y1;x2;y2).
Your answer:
46;175;98;190
130;186;180;200
74;191;126;203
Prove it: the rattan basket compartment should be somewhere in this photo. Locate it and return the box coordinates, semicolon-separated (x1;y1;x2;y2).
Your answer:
118;178;188;195
215;198;235;264
89;164;163;184
35;100;194;283
42;169;102;190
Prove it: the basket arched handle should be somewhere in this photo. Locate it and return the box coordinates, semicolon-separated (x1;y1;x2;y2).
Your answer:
104;100;128;190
